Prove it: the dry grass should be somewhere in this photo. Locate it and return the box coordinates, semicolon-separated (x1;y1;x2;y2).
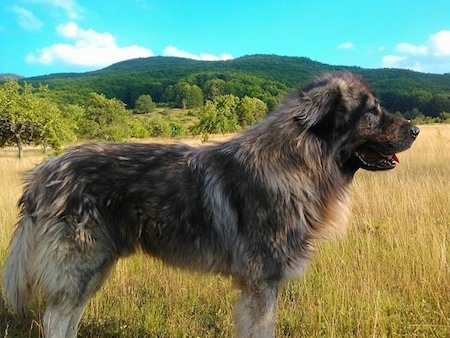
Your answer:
1;125;449;337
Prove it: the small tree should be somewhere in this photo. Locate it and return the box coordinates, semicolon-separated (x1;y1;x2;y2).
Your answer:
167;82;204;109
143;116;172;137
438;111;450;123
236;96;268;127
128;118;150;139
185;85;204;108
79;93;131;141
191;94;240;138
162;85;175;105
204;78;226;100
134;94;156;114
34;97;75;153
173;82;190;108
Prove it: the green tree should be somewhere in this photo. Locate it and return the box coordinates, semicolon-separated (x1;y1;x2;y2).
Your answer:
185;84;204;108
0;79;74;158
427;93;450;117
236;96;268;127
134;94;156;114
143;116;172;137
128;117;150;138
190;101;216;140
166;82;204;109
174;82;191;108
33;94;75;153
62;104;85;138
162;84;175;104
403;107;424;120
211;94;240;133
80;93;131;141
204;78;226;100
438;111;450;123
169;121;185;137
191;94;240;138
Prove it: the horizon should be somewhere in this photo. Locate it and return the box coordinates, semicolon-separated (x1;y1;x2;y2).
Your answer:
1;0;450;77
5;53;450;81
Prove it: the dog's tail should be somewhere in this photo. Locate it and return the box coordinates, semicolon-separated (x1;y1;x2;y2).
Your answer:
2;213;36;317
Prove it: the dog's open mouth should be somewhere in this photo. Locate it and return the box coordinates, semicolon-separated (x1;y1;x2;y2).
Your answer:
354;147;399;171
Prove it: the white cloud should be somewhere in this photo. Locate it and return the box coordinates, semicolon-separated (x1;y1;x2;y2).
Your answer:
10;5;43;30
381;54;425;73
429;30;450;56
396;43;427;56
382;30;450;73
163;45;233;61
382;55;407;68
29;0;82;20
337;42;354;50
381;55;425;72
25;22;153;68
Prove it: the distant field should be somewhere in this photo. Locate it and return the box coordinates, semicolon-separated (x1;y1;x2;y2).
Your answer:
1;125;449;337
133;106;201;131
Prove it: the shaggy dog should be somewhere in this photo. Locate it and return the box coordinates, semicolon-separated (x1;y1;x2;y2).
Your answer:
2;72;419;337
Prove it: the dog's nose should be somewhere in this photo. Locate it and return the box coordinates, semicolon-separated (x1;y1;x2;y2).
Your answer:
410;126;420;139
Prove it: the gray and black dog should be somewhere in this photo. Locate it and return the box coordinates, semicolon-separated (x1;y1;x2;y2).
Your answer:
2;72;419;337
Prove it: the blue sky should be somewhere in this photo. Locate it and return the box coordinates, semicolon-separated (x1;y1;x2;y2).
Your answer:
1;0;450;77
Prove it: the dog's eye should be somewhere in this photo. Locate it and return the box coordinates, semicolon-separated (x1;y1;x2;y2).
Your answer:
368;107;381;116
364;109;381;127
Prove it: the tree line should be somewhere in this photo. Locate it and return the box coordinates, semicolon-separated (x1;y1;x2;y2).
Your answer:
0;79;268;158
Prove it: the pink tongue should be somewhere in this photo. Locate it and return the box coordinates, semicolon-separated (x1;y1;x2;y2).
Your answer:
393;154;399;163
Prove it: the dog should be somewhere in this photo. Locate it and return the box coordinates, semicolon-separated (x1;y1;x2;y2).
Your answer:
2;72;419;337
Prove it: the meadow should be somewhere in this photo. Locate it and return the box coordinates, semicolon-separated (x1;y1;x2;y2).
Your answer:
0;125;449;337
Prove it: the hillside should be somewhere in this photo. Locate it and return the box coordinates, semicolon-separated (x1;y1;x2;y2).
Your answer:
24;54;450;116
1;73;24;80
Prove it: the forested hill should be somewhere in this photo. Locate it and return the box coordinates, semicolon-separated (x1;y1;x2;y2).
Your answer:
25;54;450;117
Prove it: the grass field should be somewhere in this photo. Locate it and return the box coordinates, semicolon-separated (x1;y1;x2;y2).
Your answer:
1;125;449;337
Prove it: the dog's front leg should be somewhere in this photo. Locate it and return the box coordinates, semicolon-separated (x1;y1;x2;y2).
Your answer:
234;280;279;338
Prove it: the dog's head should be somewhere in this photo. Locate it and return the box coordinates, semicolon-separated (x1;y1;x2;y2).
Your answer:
296;72;419;174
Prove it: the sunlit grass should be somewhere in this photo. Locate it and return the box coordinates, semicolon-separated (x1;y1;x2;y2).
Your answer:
1;125;449;337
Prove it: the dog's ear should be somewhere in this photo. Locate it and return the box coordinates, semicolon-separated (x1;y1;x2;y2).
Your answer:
295;74;349;138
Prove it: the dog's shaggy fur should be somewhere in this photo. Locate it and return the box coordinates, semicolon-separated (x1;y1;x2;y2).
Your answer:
2;72;419;337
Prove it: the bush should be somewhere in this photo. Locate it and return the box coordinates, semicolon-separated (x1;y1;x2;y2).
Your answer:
128;119;150;139
143;117;172;137
438;111;450;123
169;122;186;137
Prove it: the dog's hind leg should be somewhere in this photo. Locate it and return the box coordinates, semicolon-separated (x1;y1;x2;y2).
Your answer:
234;280;279;338
43;302;86;338
42;256;117;338
33;220;118;338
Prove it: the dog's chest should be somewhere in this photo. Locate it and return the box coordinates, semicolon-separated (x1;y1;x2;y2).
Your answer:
315;191;351;239
279;189;351;280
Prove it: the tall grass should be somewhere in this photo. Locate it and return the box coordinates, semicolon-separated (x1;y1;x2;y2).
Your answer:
1;125;449;337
